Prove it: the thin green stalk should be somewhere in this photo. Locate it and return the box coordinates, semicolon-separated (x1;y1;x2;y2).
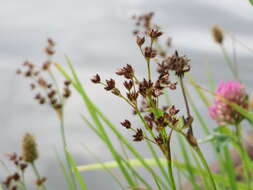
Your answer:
59;111;78;190
220;45;239;81
20;171;28;190
31;163;47;190
194;147;217;190
178;76;217;190
167;157;176;190
235;124;252;190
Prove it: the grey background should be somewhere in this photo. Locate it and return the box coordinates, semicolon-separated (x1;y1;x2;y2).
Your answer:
0;0;253;189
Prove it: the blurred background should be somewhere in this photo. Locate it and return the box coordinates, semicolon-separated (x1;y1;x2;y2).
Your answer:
0;0;253;189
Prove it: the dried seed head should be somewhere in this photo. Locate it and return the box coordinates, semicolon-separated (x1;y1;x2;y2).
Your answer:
21;133;38;163
91;74;101;83
211;25;224;44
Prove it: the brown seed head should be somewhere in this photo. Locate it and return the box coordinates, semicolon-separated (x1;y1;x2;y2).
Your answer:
211;25;224;44
21;133;38;163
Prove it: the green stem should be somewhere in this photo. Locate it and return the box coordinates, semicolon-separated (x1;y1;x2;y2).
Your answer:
20;171;28;190
31;163;47;190
59;112;78;190
147;58;151;81
194;146;217;190
235;123;252;190
167;141;176;190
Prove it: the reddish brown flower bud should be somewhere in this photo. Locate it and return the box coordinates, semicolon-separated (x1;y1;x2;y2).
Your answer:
127;92;139;102
116;64;134;79
133;128;144;141
123;80;133;91
48;90;56;99
45;47;55;55
12;173;20;181
38;77;47;88
39;98;46;104
30;83;36;90
144;47;156;58
104;79;115;91
91;74;101;83
148;29;163;39
54;104;62;110
42;61;51;70
64;80;71;86
16;69;22;75
47;38;55;47
36;177;47;186
20;163;28;171
25;71;32;77
63;87;71;98
121;120;131;129
136;36;145;46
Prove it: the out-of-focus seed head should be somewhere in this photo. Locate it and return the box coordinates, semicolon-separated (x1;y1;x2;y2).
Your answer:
211;25;224;44
21;133;38;163
144;47;156;59
148;28;163;39
136;36;145;47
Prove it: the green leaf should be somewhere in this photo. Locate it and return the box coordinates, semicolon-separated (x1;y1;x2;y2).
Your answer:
249;0;253;6
66;150;88;190
54;150;75;190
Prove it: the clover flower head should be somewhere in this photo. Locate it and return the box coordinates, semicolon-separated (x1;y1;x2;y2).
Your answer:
208;81;248;125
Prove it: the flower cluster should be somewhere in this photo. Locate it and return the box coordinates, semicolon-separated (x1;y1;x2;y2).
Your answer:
91;14;192;157
209;81;248;125
16;39;71;115
132;12;172;57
